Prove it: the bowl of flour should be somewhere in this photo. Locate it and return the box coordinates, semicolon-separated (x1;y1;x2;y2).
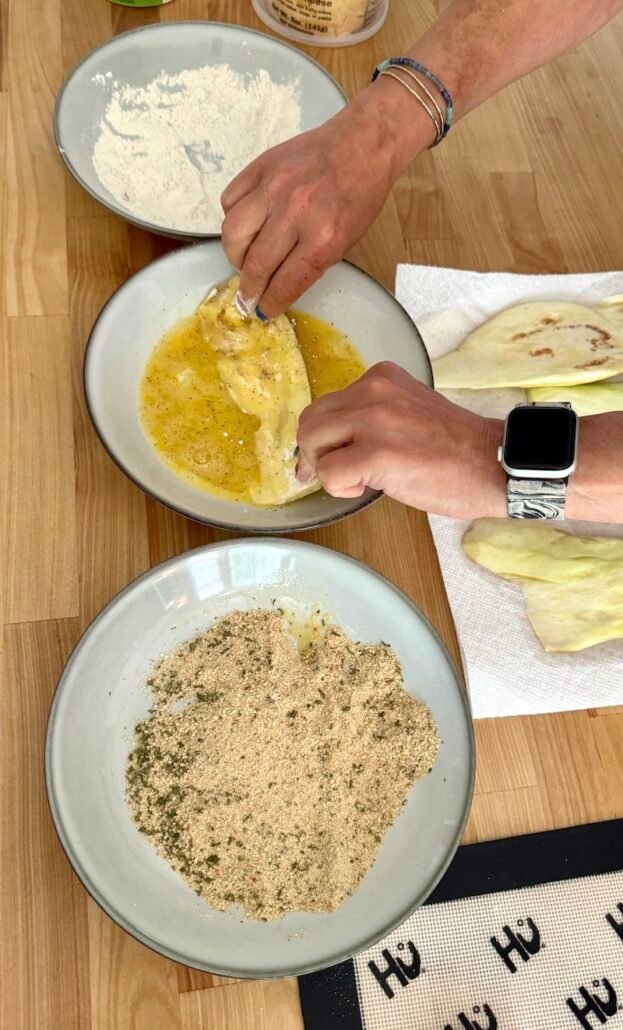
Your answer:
54;22;346;238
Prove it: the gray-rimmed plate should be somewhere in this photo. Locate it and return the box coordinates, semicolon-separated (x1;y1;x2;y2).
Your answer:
45;538;474;978
54;21;346;238
83;239;432;534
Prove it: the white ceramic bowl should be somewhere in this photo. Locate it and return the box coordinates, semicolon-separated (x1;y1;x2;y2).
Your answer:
54;21;346;238
84;240;432;533
45;539;474;977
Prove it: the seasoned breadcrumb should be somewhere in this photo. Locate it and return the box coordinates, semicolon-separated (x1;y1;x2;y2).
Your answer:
126;609;439;921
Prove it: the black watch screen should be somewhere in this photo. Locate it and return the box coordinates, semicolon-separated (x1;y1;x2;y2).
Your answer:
503;405;577;472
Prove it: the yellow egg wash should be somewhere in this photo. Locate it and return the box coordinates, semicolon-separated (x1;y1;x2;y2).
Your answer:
285;606;332;653
139;309;366;504
289;310;366;399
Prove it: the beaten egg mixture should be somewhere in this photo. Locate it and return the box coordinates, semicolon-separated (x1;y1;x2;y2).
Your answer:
139;309;366;504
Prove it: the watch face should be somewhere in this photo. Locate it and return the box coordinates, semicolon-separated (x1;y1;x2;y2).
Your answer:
503;405;577;472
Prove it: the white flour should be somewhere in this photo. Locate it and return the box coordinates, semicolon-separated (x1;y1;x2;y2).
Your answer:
92;65;302;233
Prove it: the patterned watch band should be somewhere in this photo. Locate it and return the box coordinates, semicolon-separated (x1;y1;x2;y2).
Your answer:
507;478;567;520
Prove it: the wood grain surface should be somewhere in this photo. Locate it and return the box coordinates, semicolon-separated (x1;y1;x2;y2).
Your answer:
2;1;623;1027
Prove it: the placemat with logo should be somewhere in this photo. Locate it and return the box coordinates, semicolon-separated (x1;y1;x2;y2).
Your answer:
299;820;623;1029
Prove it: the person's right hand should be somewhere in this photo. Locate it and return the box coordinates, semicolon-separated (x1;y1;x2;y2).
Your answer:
220;101;393;318
221;81;432;319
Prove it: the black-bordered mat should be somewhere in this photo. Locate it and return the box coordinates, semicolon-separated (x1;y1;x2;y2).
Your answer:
299;820;623;1030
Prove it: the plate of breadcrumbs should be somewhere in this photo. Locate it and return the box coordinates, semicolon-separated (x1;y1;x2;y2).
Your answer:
45;539;474;978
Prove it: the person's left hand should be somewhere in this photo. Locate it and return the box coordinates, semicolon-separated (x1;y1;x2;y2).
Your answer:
296;362;506;519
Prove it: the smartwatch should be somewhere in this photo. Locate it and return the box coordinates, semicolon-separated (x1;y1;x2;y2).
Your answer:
497;402;579;520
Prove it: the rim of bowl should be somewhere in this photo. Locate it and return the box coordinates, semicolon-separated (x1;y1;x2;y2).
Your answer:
53;20;348;239
44;536;475;979
82;242;433;533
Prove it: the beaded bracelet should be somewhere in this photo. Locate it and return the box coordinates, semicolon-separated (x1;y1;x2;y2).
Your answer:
372;57;454;141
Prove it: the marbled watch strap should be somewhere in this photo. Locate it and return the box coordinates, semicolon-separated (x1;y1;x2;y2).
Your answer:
507;478;566;519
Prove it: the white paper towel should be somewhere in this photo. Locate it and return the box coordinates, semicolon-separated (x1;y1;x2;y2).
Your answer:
395;265;623;719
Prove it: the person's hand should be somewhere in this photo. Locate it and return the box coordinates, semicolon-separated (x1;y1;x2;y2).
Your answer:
220;103;393;319
220;81;435;319
296;362;506;519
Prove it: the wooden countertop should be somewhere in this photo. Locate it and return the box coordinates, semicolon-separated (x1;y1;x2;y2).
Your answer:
2;1;623;1027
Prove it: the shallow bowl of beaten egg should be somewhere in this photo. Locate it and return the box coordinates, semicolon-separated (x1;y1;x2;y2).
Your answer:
84;241;432;533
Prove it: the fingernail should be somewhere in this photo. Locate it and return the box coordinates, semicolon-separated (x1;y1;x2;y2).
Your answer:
234;292;259;318
296;463;313;483
233;292;251;317
255;307;268;322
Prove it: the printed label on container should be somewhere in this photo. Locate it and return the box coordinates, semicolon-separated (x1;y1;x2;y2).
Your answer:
268;0;377;37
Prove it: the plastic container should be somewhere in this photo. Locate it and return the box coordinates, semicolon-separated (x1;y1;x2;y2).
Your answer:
251;0;388;47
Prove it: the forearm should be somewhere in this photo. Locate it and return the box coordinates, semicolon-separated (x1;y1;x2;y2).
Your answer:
408;0;622;118
567;413;623;523
356;0;623;175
